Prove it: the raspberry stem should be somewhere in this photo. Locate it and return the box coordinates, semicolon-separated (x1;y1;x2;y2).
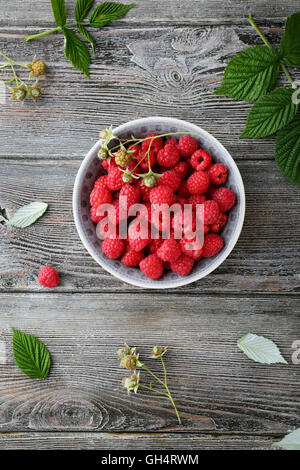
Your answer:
248;13;296;89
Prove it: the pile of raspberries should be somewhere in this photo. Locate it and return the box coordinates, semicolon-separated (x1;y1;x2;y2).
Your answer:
89;134;236;280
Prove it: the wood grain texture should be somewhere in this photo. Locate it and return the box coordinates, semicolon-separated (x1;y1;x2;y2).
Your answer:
0;432;281;450
0;25;299;159
0;293;299;433
1;159;300;293
0;0;297;27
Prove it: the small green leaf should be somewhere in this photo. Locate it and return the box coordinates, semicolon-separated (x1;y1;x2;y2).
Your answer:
50;0;67;27
75;0;94;22
77;23;96;56
274;428;300;450
6;201;48;228
275;115;300;185
89;2;135;28
215;46;279;101
279;12;300;66
63;27;90;77
12;328;51;378
237;333;287;364
241;88;298;138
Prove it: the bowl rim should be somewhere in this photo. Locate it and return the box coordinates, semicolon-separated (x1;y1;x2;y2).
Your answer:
73;116;246;289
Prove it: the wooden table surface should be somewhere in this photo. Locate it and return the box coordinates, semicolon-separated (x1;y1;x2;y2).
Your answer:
0;0;300;451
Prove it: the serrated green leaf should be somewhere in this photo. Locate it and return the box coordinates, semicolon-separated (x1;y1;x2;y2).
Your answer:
12;328;51;378
279;12;300;66
241;88;298;138
75;0;94;22
89;2;135;28
63;27;90;77
215;46;280;101
274;429;300;450
6;201;48;228
77;23;96;56
237;333;287;364
275;115;300;185
50;0;66;27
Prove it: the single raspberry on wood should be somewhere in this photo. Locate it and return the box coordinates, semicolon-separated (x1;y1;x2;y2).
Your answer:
190;149;212;171
208;163;228;185
157;239;182;263
212;187;236;212
157;144;180;167
170;255;194;276
187;171;210;195
178;135;199;158
202;233;224;257
38;266;60;288
90;187;112;207
102;237;125;259
139;254;164;280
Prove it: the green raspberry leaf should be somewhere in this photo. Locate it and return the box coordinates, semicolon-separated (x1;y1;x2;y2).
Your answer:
77;23;96;56
89;2;135;28
50;0;67;27
63;27;90;77
75;0;94;22
237;333;287;364
279;12;300;66
12;328;51;378
215;46;280;101
6;201;48;228
241;88;298;138
275;114;300;185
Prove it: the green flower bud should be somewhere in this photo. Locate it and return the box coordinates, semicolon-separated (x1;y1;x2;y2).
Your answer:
98;147;109;160
122;372;140;394
151;346;167;358
121;354;142;371
143;174;158;188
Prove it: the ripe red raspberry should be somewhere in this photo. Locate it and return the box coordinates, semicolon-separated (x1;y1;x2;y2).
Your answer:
165;138;179;148
211;212;228;232
187;171;210;195
158;170;181;191
90;205;106;223
102;237;125;259
212;187;236;212
202;233;224;257
187;194;206;210
157;144;180;168
150;185;174;206
140;254;164;280
208;163;228;185
94;175;108;190
102;160;109;171
173;160;189;179
178;180;190;198
121;249;144;267
190;149;212;171
157;239;182;263
174;196;188;209
90;187;112;207
128;221;151;252
206;183;217;199
137;179;152;202
178;135;199;158
137;148;156;170
149;238;163;253
170;254;194;276
38;266;60;288
180;237;203;260
107;167;124;191
141;133;163;154
203;200;220;225
129;144;141;159
119;183;141;208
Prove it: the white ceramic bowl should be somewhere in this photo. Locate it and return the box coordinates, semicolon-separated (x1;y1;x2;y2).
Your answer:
73;117;245;288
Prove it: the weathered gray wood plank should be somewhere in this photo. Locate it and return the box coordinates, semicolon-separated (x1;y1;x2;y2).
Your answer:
0;432;281;450
0;25;298;159
0;0;296;27
0;293;299;433
1;159;299;293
